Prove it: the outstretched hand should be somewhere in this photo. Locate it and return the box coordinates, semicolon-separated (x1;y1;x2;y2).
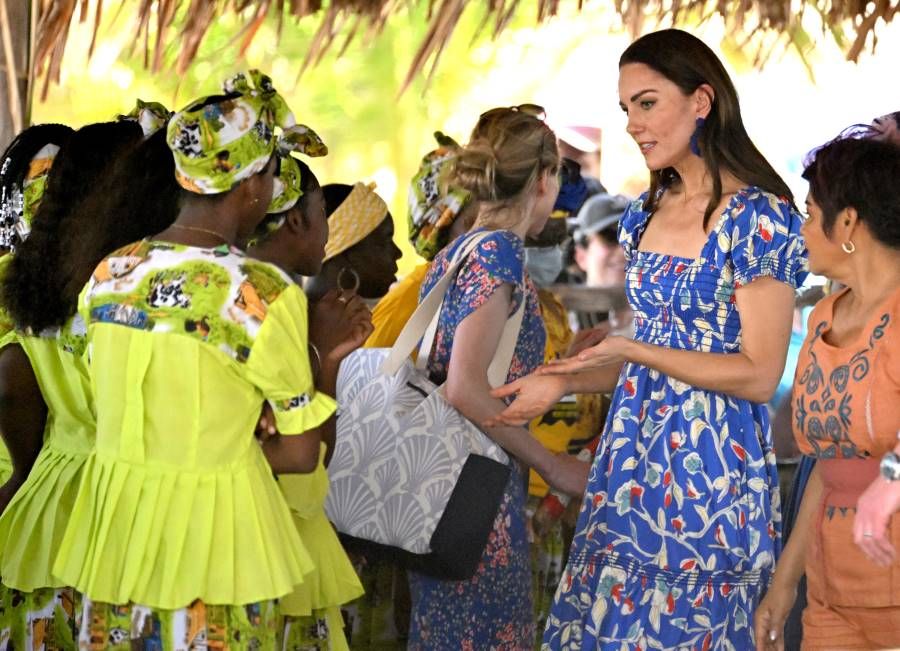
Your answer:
483;373;570;427
538;335;630;376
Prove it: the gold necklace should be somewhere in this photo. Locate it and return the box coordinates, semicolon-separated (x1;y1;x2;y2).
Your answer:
169;223;229;243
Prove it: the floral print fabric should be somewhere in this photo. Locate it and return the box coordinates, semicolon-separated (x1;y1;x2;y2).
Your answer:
543;187;808;650
407;229;546;650
79;598;277;650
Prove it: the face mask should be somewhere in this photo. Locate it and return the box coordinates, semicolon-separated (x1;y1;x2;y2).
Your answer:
525;245;564;288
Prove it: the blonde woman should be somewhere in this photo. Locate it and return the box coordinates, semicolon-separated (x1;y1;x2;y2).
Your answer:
407;105;588;650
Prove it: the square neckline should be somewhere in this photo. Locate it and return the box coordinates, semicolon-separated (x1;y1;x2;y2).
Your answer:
632;186;754;264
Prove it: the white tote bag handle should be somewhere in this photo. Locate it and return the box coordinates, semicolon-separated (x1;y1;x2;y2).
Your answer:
381;231;526;388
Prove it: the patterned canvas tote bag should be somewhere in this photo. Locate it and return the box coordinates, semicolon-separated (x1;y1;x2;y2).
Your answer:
326;232;523;579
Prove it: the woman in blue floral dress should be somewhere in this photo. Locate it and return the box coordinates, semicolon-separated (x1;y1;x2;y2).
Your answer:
489;31;808;650
406;106;590;650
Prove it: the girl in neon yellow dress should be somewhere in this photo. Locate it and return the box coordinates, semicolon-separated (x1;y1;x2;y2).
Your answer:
250;150;373;650
0;119;147;650
52;72;331;649
0;124;72;507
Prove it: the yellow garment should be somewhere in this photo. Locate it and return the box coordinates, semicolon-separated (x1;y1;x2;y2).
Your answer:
323;183;388;262
365;263;429;349
278;443;364;620
528;289;603;497
53;282;332;609
0;319;94;591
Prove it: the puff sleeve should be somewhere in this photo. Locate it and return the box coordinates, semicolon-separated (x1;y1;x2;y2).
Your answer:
245;283;336;435
727;190;809;290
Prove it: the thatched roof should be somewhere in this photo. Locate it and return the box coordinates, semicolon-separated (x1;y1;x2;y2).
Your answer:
32;0;900;98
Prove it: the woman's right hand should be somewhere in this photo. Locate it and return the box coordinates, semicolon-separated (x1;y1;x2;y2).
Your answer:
753;580;797;651
484;373;571;427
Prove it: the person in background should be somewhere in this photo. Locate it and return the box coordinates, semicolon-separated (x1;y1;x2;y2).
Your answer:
407;104;589;650
569;192;632;335
249;134;371;650
553;123;606;194
52;71;328;648
0;123;71;511
364;131;477;351
0;119;145;648
489;29;808;649
303;182;401;304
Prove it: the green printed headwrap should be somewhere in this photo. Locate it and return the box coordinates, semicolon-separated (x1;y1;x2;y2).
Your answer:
0;143;60;249
408;131;472;261
267;124;329;214
119;99;173;137
166;69;295;195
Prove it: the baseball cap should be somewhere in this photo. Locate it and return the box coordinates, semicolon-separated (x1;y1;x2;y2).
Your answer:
572;193;630;240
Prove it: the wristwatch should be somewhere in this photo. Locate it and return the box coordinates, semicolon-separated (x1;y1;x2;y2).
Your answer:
880;451;900;481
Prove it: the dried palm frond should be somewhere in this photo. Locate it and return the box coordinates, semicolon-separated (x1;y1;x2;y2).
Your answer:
31;0;900;99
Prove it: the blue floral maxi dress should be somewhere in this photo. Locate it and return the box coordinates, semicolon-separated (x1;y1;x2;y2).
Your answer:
543;188;808;650
407;229;546;651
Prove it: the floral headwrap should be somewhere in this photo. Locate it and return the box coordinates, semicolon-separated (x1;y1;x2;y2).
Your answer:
166;70;295;195
266;124;328;214
323;182;389;262
407;132;471;261
0;144;60;250
119;99;173;138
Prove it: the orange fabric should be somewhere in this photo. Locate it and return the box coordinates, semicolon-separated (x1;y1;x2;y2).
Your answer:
793;287;900;616
794;287;900;460
803;561;900;649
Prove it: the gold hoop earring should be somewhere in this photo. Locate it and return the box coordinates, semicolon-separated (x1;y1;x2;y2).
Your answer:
841;241;856;254
337;266;361;294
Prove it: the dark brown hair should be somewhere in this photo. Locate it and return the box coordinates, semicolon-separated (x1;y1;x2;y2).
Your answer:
620;29;793;226
803;136;900;248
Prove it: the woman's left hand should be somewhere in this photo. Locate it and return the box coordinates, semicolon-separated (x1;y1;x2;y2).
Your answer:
309;290;373;364
538;335;632;376
853;475;900;566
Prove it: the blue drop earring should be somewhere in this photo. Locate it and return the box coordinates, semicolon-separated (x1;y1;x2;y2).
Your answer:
689;117;705;156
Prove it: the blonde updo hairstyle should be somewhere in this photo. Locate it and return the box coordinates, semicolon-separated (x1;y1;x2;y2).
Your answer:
451;107;559;231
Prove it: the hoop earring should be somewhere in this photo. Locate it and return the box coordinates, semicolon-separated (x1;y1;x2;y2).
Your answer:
337;266;361;294
689;117;705;157
841;240;856;254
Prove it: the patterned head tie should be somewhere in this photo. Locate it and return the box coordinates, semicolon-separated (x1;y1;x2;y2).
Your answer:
166;69;295;195
407;131;472;261
266;124;328;214
323;182;389;262
0;143;61;250
119;99;173;138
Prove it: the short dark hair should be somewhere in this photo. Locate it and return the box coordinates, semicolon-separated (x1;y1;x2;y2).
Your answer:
802;136;900;249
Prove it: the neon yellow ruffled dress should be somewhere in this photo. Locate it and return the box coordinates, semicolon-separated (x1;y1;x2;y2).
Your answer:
0;311;93;591
53;240;334;611
278;446;364;650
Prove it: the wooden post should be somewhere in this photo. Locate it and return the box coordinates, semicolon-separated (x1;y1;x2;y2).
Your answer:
0;0;30;151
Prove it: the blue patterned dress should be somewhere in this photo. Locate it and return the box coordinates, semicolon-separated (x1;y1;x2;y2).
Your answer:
407;229;546;651
543;187;808;650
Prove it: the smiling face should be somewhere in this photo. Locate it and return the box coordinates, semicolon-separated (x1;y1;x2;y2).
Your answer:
618;63;708;171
